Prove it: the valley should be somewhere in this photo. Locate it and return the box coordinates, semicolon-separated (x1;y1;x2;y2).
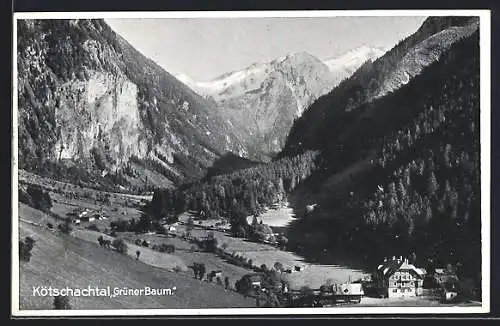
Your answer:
14;15;485;312
17;169;480;309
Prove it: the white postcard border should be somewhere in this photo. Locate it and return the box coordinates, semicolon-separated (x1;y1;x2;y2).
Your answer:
11;9;491;317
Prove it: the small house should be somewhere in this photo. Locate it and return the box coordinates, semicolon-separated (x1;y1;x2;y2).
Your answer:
432;268;459;286
78;209;89;218
236;273;266;295
373;256;426;298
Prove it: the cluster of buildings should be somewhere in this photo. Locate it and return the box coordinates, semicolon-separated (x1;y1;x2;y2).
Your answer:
68;208;107;225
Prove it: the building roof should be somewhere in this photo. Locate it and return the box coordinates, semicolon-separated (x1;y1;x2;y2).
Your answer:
244;273;265;282
376;257;426;279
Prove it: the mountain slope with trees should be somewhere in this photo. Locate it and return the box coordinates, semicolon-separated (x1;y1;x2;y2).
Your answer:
281;16;479;158
283;27;481;293
148;16;483;295
17;19;247;191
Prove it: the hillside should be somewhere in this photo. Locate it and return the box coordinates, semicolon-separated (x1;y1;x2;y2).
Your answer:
283;25;481;293
281;16;479;157
17;19;247;192
204;152;261;180
149;16;483;296
19;220;254;309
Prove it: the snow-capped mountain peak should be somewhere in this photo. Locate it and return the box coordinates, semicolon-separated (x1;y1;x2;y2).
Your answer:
323;45;387;87
324;45;386;69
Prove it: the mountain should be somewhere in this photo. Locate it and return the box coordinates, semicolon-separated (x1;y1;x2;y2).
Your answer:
176;52;335;161
323;45;386;87
281;16;479;157
147;16;482;294
278;17;481;289
17;19;246;191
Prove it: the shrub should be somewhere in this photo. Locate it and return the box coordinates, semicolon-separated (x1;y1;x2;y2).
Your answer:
160;244;175;253
299;285;314;296
46;222;53;229
53;295;71;310
26;184;53;212
173;265;182;272
110;219;130;232
18;188;33;206
274;261;284;273
86;224;100;232
19;236;36;262
112;238;128;254
57;221;73;234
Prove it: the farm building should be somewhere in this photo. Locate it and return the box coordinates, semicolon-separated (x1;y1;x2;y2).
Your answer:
78;209;89;218
429;268;460;302
373;256;426;298
432;268;459;286
164;225;177;232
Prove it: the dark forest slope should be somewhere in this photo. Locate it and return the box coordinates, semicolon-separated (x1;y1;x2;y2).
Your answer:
285;29;481;292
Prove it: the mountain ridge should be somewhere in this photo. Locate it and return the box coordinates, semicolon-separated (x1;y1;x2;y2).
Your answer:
17;19;246;191
175;47;386;161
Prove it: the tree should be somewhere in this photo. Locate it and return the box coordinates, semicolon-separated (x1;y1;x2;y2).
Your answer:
26;184;53;212
273;261;284;273
19;236;36;262
86;224;100;232
277;235;288;250
187;217;194;229
409;252;417;265
112;238;128;254
427;171;439;197
53;295;71;310
198;263;206;280
58;218;73;234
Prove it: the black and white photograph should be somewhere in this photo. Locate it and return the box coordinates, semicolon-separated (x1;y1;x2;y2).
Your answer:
11;10;491;316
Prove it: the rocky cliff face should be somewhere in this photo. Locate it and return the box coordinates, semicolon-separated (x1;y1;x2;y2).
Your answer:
17;19;245;189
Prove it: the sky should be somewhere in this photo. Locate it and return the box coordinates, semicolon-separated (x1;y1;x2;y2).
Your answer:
106;16;427;81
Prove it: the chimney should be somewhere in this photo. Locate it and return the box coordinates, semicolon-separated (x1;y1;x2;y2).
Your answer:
392;256;396;261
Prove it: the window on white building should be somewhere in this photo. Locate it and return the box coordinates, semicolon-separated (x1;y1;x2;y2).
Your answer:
392;289;397;293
